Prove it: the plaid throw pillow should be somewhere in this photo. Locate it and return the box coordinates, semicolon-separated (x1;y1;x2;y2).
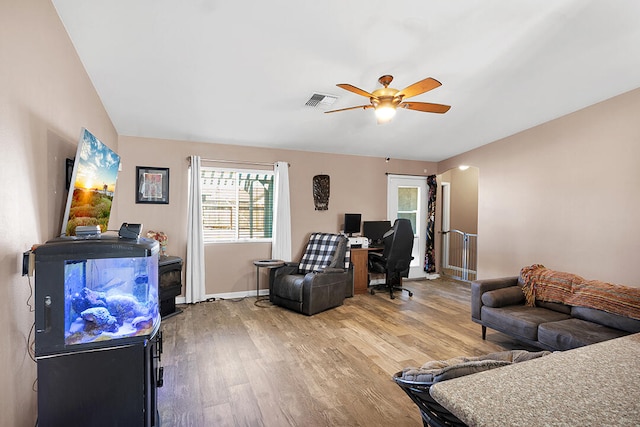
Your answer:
298;233;344;274
344;244;350;269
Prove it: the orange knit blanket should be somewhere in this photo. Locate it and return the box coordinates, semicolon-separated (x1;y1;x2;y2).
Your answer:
520;264;640;321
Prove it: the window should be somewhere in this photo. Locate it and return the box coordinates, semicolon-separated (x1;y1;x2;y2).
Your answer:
397;186;418;234
201;167;274;242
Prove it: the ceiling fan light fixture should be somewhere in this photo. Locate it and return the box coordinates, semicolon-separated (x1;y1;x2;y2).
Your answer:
326;74;450;121
375;104;396;124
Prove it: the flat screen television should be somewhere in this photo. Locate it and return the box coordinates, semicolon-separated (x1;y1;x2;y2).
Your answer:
61;128;121;236
344;213;361;236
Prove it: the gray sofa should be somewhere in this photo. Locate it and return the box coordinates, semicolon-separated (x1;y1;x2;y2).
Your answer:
471;275;640;351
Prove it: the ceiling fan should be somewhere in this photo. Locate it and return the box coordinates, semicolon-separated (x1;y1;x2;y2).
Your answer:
325;75;451;123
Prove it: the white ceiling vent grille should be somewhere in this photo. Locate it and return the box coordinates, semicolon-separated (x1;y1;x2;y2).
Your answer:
305;93;338;108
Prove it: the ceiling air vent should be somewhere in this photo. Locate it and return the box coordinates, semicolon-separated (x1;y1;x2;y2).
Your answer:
305;93;338;108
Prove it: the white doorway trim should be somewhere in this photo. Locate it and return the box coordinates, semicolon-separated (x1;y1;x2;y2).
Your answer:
441;181;451;269
386;174;427;279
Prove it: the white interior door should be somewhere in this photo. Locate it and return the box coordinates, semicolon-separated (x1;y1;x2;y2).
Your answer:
387;174;427;278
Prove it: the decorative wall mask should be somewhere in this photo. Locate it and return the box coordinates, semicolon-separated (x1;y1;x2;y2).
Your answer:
313;174;330;210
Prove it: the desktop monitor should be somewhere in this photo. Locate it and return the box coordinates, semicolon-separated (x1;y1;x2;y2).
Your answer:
363;221;392;246
343;213;361;236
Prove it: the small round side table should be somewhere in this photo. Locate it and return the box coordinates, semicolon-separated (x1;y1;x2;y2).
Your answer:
253;259;285;302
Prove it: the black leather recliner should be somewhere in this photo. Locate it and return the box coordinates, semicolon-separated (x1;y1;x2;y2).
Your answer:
271;233;352;315
369;218;415;299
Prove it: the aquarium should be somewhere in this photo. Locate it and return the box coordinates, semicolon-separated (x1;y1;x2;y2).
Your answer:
34;235;160;357
64;255;159;346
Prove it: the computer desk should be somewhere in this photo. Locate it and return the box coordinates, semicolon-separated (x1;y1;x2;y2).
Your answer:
350;247;383;294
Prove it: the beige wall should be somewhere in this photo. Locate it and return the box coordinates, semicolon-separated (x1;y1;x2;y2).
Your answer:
439;167;479;234
0;1;118;426
438;87;640;286
117;136;436;296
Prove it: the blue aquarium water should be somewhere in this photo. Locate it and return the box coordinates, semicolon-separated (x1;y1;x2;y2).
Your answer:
64;256;159;346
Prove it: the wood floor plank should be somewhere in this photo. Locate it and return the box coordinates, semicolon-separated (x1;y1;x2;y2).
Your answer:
157;277;529;426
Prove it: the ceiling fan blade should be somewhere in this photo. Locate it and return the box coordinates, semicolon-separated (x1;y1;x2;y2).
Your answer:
397;77;442;99
399;101;451;114
336;84;375;99
324;105;374;114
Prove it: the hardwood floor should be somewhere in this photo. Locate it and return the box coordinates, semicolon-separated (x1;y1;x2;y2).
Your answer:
157;277;528;426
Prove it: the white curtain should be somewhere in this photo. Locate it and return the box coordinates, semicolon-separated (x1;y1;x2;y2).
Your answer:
271;161;292;261
186;155;206;303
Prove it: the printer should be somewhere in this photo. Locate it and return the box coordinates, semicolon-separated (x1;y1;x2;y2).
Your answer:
347;236;368;248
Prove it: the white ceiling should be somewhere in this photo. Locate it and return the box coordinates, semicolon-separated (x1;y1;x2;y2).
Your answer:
52;0;640;162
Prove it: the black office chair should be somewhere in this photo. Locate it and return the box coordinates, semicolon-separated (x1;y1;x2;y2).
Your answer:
368;218;414;299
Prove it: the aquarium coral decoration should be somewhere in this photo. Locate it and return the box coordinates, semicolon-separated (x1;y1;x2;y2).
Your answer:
71;287;107;314
147;230;168;255
80;307;118;333
67;286;157;345
132;316;154;330
106;294;148;325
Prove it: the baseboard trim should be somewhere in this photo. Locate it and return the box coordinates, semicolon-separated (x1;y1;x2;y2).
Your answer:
175;289;269;305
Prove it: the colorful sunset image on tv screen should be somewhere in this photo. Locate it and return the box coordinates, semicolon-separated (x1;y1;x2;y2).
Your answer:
62;128;121;236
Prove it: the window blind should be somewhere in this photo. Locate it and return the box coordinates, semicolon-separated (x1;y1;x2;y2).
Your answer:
201;168;274;242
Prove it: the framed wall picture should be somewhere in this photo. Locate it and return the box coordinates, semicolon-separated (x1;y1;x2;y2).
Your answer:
136;166;169;204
